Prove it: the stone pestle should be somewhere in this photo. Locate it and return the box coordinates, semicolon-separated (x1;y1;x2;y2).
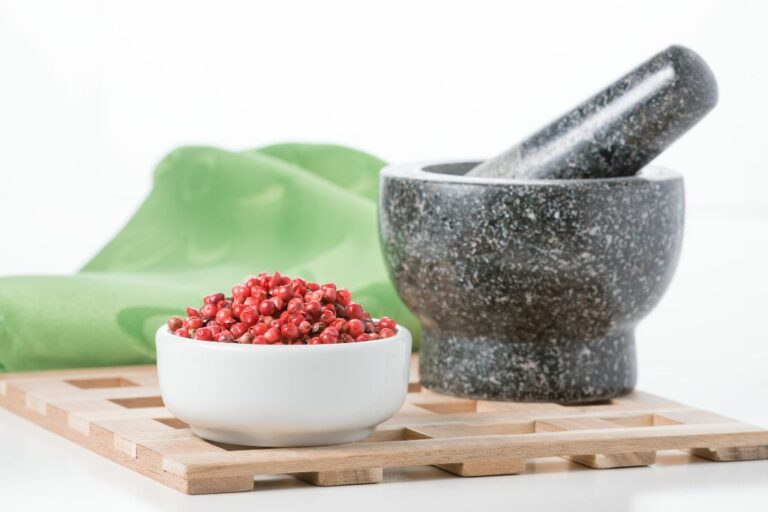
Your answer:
468;45;718;180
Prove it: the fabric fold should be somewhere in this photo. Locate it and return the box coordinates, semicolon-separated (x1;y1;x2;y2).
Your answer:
0;143;419;372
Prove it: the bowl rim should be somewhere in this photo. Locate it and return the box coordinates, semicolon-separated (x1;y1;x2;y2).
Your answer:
381;160;682;186
155;323;411;352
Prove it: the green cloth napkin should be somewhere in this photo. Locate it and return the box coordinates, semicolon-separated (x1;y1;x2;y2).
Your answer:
0;143;420;372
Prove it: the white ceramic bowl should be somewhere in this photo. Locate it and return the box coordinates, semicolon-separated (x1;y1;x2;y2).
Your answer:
155;324;412;447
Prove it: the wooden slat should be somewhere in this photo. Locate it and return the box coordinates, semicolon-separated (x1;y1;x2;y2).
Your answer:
2;357;768;495
163;422;768;479
537;417;656;468
293;468;383;486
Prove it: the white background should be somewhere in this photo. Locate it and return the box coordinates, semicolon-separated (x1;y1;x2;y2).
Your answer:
1;1;768;510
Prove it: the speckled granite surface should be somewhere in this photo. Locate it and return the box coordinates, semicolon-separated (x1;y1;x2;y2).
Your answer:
469;45;717;180
379;161;684;402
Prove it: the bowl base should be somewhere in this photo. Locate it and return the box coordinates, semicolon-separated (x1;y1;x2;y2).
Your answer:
420;330;637;403
190;426;375;448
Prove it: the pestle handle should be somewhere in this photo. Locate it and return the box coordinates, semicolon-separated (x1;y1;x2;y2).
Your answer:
468;45;718;180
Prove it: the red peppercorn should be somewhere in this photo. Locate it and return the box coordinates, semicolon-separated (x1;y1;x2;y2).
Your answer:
204;292;225;305
304;300;322;320
264;327;280;344
168;273;396;346
231;303;246;320
237;332;254;344
208;322;222;336
258;299;276;316
250;287;267;302
320;308;336;324
320;327;339;344
217;331;234;342
215;308;233;324
239;307;257;326
347;319;364;337
321;283;337;303
336;289;351;306
200;303;217;320
378;317;396;331
167;316;183;332
287;298;304;314
194;327;213;341
291;278;307;295
276;285;292;302
232;284;250;303
230;322;247;339
281;323;299;339
319;333;337;344
330;318;347;332
345;302;363;320
185;316;203;330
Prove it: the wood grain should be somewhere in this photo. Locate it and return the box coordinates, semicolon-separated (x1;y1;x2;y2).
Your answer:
2;355;767;494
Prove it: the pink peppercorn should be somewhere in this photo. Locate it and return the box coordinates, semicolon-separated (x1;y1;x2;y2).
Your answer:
204;292;225;305
231;303;246;320
264;327;281;344
240;307;258;327
200;303;217;320
345;303;363;320
185;317;203;330
169;272;398;345
194;327;213;341
336;289;351;306
232;285;250;303
281;323;299;340
347;319;364;337
217;331;234;342
230;322;247;339
167;316;183;332
215;308;233;324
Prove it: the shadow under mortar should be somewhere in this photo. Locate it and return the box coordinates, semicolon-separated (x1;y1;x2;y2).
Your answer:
379;161;684;403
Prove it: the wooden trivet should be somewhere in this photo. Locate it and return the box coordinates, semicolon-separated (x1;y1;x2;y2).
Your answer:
2;356;766;494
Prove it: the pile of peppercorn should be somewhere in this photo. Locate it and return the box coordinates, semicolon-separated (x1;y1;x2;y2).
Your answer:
166;272;397;345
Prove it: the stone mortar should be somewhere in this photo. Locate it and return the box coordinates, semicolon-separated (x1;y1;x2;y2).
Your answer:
379;161;684;403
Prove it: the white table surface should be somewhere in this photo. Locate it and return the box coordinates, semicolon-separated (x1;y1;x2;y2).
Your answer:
2;211;768;511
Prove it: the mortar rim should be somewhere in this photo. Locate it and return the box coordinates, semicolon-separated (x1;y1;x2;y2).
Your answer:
381;160;681;186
